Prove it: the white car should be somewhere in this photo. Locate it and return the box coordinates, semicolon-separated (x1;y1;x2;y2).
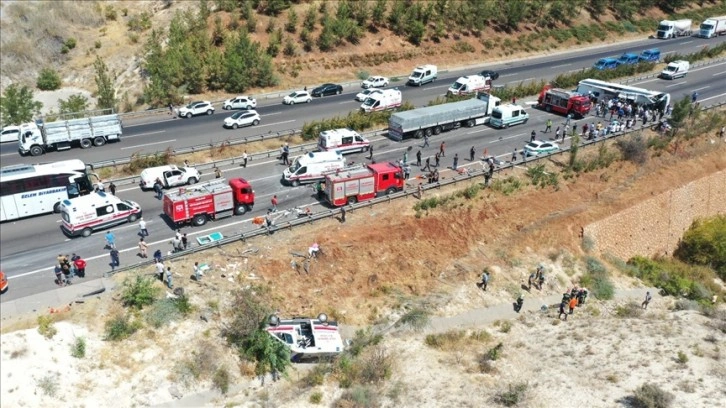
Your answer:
523;140;560;156
223;110;261;129
283;91;312;105
0;126;20;143
355;89;382;102
361;76;389;89
223;96;257;110
177;101;214;118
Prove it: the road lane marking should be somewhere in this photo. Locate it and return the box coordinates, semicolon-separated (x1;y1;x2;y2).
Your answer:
510;78;534;84
665;82;684;88
699;92;726;102
124;130;166;139
124;118;176;128
256;119;296;128
714;71;726;76
692;86;710;92
338;100;357;104
551;63;571;69
120;139;177;150
427;84;451;90
0;152;17;157
681;41;693;44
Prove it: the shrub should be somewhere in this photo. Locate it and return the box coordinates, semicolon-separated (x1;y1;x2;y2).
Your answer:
674;215;726;281
310;391;323;404
526;164;559;189
222;285;274;346
357;70;370;80
70;336;86;358
498;321;512;333
334;385;379;407
630;383;674;408
104;314;141;341
36;68;62;91
395;307;430;331
64;38;77;50
358;346;393;383
616;134;648;165
94;40;102;49
615;302;643;318
303;362;332;387
37;315;57;339
104;5;117;20
490;176;524;196
494;382;529;407
145;298;182;328
676;351;688;365
127;11;152;32
212;367;231;394
120;275;159;310
424;330;466;350
627;256;719;303
346;328;383;357
580;257;614;300
36;375;59;397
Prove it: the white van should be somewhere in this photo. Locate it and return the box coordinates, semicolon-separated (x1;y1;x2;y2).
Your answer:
1;126;20;143
447;75;492;96
318;128;370;154
660;60;689;80
60;191;142;237
283;151;346;186
139;165;201;190
489;104;530;129
407;65;437;86
360;89;402;113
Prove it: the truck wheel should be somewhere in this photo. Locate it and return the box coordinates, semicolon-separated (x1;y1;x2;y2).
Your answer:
385;187;397;195
347;196;357;205
128;213;139;222
414;130;423;139
466;120;475;127
53;202;62;213
292;179;301;187
80;139;93;149
30;146;44;156
545;105;552;112
187;177;198;185
81;228;93;237
234;204;247;215
193;214;207;226
252;119;259;126
93;136;106;147
433;126;442;135
424;128;433;137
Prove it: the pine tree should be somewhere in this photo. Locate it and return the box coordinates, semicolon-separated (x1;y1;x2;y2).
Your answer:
94;56;117;111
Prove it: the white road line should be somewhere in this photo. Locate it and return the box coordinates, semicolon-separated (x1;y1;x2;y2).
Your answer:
488;133;526;144
338;100;357;104
692;86;710;92
681;41;693;44
466;127;494;135
0;152;17;157
124;130;166;139
427;84;450;90
120;139;177;150
665;82;684;88
256;119;296;128
124;118;176;128
699;92;726;102
510;78;534;84
551;63;571;69
714;71;726;76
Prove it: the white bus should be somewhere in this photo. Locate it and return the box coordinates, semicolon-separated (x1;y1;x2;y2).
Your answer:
576;79;671;112
0;159;96;222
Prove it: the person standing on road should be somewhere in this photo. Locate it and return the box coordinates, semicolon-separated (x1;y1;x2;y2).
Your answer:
241;150;248;168
469;146;475;162
154;178;164;200
271;195;278;212
182;233;188;250
452;153;459;171
511;149;518;163
545;119;552;133
403;151;408;165
214;166;222;179
138;238;148;258
439;141;446;157
110;248;120;271
565;113;572;127
555;127;561;142
109;182;117;196
315;181;324;200
368;145;374;160
73;255;87;278
139;217;148;237
105;230;116;249
642;291;652;309
530;130;536;142
416;150;422;167
435;152;440;168
54;264;64;286
422;157;431;172
154;249;163;264
423;134;430;148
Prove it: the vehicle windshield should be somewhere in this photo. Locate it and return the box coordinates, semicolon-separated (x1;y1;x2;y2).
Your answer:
657;23;670;31
366;77;376;82
700;23;713;30
185;103;194;108
290;159;302;172
491;111;502;119
451;81;464;90
665;66;676;72
362;98;375;106
411;71;422;78
288;92;299;98
122;200;136;208
231;112;243;119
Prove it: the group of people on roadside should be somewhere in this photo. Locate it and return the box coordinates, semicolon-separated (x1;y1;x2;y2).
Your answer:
558;286;588;321
53;253;87;286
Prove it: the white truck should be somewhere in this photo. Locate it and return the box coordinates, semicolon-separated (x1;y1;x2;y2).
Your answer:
360;89;402;113
447;75;492;96
318;128;370;154
388;93;501;141
407;65;437;86
698;16;726;38
656;19;692;39
18;114;122;157
282;151;346;186
660;60;690;80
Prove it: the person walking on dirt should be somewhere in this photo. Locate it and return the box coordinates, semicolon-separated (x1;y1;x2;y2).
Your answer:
477;270;490;291
568;296;577;315
340;207;346;223
182;233;188;250
194;262;202;281
138;238;148;258
416;150;422;167
439;141;446;157
558;301;568;321
156;260;165;282
538;271;545;291
642;291;652;309
166;266;173;289
515;294;524;313
545;119;552;133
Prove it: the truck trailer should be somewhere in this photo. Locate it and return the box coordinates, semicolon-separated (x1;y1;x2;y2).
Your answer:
698;16;726;38
18;114;122;156
324;162;404;206
388;93;501;141
656;19;692;39
163;178;255;226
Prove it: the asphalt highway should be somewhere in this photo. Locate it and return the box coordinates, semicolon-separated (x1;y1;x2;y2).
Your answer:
1;37;725;302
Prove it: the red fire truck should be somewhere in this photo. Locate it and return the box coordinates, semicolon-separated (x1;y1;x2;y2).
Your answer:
163;178;255;226
538;85;591;118
324;162;405;207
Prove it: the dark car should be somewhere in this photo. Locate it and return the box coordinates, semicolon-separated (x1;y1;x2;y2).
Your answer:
311;83;343;97
480;70;500;80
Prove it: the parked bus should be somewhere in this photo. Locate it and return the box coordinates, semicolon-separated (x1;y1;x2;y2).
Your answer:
0;159;96;222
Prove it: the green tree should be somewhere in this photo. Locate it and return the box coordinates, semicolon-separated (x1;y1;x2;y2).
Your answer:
261;0;290;16
407;19;426;45
351;0;369;27
675;215;726;280
503;1;527;31
36;68;62;91
317;16;336;51
336;0;352;20
205;48;226;91
266;28;282;57
303;4;316;31
283;37;297;56
243;328;291;379
0;84;43;125
388;0;406;35
212;15;225;46
285;8;298;33
371;0;387;29
58;94;89;118
588;0;609;16
668;95;692;130
94;56;117;111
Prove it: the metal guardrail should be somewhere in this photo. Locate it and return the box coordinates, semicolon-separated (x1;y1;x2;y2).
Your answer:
104;101;725;277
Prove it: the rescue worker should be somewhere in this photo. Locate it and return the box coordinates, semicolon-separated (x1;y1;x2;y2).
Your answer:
515;293;524;313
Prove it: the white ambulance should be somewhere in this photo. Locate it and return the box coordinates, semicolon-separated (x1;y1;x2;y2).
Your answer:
282;151;346;186
447;75;492;96
360;89;402;113
60;191;142;237
317;128;370;155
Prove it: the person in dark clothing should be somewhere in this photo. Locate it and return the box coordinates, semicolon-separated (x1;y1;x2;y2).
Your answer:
416;150;422;167
109;182;117;195
422;157;431;172
435;153;440;168
368;145;373;160
153;249;163;263
469;146;475;161
340;207;346;223
558;301;568;321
